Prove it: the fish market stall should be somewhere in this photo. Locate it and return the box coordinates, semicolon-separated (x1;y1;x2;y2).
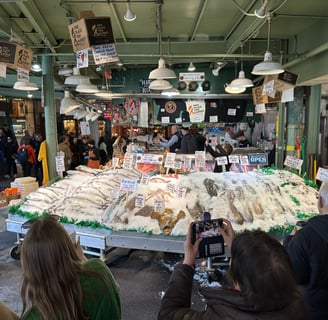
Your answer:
6;165;319;259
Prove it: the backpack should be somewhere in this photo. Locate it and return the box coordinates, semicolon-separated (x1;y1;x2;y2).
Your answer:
17;147;28;163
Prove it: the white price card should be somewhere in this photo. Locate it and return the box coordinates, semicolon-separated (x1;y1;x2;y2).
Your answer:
140;173;150;185
195;151;206;168
228;155;240;164
110;189;120;199
316;167;328;182
216;156;228;165
164;152;176;168
120;178;137;192
134;193;145;208
284;155;303;170
240;155;249;165
153;198;165;213
177;186;187;198
112;157;119;168
55;154;65;172
123;152;134;169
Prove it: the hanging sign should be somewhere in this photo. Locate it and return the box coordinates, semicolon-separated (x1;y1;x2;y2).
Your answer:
91;43;119;65
76;49;89;68
80;121;90;135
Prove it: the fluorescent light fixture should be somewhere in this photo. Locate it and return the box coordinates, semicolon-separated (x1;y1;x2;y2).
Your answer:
149;58;176;79
13;81;39;91
124;1;136;21
60;90;80;114
149;79;173;90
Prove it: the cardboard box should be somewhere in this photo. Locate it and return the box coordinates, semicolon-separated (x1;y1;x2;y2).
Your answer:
252;85;282;105
264;71;299;92
0;41;32;71
11;177;39;199
68;16;115;52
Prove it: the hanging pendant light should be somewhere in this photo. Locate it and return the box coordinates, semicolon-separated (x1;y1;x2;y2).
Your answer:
225;61;246;94
252;14;284;75
148;3;176;80
149;79;172;90
230;43;253;88
124;0;136;21
60;90;81;114
13;81;39;91
64;67;88;85
187;62;196;72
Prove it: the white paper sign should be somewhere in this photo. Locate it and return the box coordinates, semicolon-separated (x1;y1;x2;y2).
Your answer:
154;198;165;213
123;153;134;169
161;116;170;124
240;155;250;165
134;193;145;208
164;152;176;168
140;173;150;185
80;121;90;135
112;157;119;168
120;178;137;192
316;167;328;182
209;115;218;123
227;108;236;116
284;155;303;170
177;186;187;198
91;43;119;65
216;156;228;165
76;49;89;68
195;151;206;168
281;88;294;103
228;155;240;164
136;153;163;165
0;63;6;78
55;154;65;172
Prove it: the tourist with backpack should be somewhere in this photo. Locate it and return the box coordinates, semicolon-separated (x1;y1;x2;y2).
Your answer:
17;141;36;177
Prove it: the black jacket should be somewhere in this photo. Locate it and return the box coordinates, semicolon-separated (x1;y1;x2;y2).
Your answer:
178;132;197;154
158;263;307;320
205;144;231;172
284;214;328;319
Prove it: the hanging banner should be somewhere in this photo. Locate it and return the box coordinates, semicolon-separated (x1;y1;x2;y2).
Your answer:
76;49;89;68
91;43;119;65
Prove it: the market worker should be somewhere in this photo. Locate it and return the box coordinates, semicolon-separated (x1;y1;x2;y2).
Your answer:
157;125;182;153
87;138;100;169
20;215;121;320
205;139;232;172
284;181;328;319
234;130;252;147
159;219;308;320
178;126;198;154
0;301;19;320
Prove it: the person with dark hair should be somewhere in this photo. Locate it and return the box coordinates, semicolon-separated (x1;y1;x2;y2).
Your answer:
98;136;108;165
78;136;89;166
87;139;100;169
195;128;206;151
158;219;308;319
235;130;252;147
5;135;18;178
284;181;328;319
205;140;233;172
20;215;121;320
178;127;197;154
157;125;182;153
17;140;36;177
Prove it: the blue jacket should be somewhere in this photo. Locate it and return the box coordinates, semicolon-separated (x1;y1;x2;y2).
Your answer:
284;215;328;320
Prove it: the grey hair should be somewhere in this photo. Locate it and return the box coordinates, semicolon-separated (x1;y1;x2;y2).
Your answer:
319;182;328;207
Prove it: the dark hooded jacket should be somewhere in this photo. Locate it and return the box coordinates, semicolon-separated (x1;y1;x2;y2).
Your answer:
158;263;307;320
284;214;328;320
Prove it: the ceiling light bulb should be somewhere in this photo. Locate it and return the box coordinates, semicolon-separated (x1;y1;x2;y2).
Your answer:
188;62;196;72
124;2;136;21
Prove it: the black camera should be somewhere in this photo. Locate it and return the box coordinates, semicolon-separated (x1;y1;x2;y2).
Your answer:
191;218;225;259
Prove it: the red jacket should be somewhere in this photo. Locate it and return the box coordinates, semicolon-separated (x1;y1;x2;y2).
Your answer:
17;145;36;164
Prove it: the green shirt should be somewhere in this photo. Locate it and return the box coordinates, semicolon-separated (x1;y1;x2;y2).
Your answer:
21;258;121;320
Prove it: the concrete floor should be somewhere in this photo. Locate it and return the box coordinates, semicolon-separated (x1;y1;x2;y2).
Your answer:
0;208;208;319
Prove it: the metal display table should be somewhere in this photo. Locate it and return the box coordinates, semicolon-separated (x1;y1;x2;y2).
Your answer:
5;213;185;260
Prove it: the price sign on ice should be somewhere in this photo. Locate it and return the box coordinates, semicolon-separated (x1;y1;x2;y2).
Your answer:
284;155;303;170
216;156;228;165
55;154;65;172
316;167;328;182
120;178;137;192
134;193;145;208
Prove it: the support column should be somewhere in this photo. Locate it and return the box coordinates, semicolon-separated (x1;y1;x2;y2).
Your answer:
286;87;305;158
42;55;58;180
276;102;285;168
304;85;321;180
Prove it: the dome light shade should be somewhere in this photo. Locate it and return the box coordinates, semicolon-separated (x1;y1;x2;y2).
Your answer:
161;88;180;97
64;67;88;85
230;71;254;88
251;51;284;75
60;90;80;114
58;64;73;76
149;58;176;79
76;78;98;93
13;81;39;91
224;83;246;94
149;79;173;90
